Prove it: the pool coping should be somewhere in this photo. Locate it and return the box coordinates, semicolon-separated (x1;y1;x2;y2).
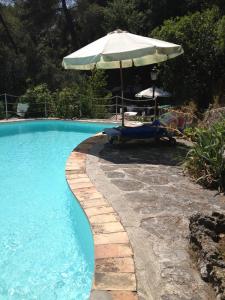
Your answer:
1;118;137;298
65;134;138;300
0;117;120;125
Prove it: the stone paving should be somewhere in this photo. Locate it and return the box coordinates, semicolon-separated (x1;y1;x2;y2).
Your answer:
86;137;225;300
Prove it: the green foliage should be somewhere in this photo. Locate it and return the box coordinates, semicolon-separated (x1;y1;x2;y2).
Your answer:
18;70;111;119
184;120;225;192
129;115;152;123
0;0;225;109
103;0;143;34
20;84;56;117
152;8;225;108
79;70;111;118
75;0;105;46
135;0;187;33
55;87;80;119
216;16;225;53
183;0;225;14
184;127;198;141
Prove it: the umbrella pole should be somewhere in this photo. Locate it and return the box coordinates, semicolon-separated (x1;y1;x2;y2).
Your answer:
120;61;125;126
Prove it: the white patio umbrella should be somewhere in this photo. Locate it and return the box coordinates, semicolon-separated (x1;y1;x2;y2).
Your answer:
62;29;183;125
135;87;171;99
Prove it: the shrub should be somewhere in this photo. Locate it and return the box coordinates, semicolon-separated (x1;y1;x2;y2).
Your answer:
184;126;198;142
184;120;225;192
20;84;56;117
55;87;80;119
18;70;111;119
79;70;111;118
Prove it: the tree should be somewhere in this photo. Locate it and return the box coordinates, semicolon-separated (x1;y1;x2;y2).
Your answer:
183;0;225;14
61;0;76;47
215;15;225;105
0;6;17;52
73;0;105;46
0;3;27;93
103;0;143;34
0;0;224;110
152;8;225;108
18;0;59;42
135;0;186;34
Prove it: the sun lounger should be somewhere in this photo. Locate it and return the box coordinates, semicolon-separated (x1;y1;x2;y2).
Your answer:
104;111;186;144
104;119;176;144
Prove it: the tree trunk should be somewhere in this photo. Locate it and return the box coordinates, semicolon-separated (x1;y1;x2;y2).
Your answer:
61;0;76;48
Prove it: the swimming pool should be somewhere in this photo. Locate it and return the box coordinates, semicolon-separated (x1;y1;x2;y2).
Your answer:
0;120;114;300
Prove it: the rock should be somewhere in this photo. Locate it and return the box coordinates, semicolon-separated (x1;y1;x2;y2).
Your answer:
203;107;225;127
189;212;225;298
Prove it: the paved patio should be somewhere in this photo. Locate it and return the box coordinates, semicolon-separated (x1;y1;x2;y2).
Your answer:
86;137;225;300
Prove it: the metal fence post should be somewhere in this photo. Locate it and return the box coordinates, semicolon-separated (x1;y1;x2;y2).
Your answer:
116;96;118;120
44;99;47;118
79;100;82;118
4;93;8;119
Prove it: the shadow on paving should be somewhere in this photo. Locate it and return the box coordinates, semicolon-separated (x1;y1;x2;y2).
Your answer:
85;135;225;299
98;140;189;167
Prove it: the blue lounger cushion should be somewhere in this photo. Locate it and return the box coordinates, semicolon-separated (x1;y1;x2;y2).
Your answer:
104;120;168;139
104;128;122;137
119;125;167;139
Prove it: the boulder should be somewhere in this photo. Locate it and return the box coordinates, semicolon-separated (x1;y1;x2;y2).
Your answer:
190;212;225;299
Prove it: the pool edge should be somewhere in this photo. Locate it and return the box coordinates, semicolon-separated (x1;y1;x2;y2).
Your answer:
0;118;120;125
65;133;138;300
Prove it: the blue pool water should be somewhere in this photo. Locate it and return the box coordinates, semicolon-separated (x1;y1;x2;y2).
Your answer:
0;120;113;300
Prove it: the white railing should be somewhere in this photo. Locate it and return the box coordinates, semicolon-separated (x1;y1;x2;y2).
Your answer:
0;93;48;119
0;93;163;120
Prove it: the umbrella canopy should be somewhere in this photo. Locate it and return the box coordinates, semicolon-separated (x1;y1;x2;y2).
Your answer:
62;29;183;70
62;29;183;125
135;87;171;99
